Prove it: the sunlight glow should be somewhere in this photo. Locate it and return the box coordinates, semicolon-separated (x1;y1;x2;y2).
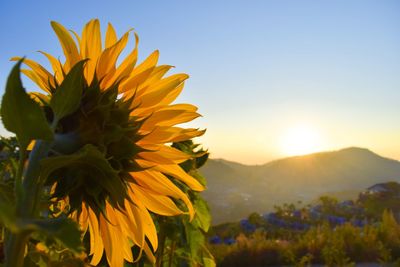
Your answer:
280;125;323;156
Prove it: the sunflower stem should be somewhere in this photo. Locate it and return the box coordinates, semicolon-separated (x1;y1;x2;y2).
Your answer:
156;220;167;267
4;230;29;267
4;139;52;267
15;147;25;201
168;240;176;267
19;140;52;217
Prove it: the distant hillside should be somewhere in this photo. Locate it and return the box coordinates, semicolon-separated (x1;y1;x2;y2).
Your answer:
200;147;400;224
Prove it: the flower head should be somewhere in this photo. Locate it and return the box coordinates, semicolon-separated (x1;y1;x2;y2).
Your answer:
15;19;205;266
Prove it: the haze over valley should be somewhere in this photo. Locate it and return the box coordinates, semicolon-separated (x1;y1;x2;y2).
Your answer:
201;147;400;224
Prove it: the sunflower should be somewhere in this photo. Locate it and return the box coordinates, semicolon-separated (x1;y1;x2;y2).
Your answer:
14;19;205;267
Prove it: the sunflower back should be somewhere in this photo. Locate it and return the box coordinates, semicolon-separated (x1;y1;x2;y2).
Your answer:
3;19;206;267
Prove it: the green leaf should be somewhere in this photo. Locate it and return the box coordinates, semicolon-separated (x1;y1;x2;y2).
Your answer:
23;256;41;267
0;181;14;204
192;172;207;187
184;221;205;262
50;60;86;121
1;60;53;149
193;197;211;232
203;257;216;267
35;257;47;267
24;217;82;253
0;200;17;232
195;153;209;169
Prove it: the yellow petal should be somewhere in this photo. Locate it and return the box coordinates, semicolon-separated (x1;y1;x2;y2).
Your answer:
29;92;49;106
38;51;64;83
101;205;125;267
136;65;173;94
157;145;192;162
109;211;133;263
80;19;102;84
78;205;89;232
156;164;204;191
130;183;183;216
119;50;159;93
99;216;112;265
132;170;195;219
137;150;175;164
159;103;198;112
110;210;136;263
21;69;51;93
138;144;190;163
169;128;206;142
97;31;129;81
127;197;158;251
105;23;118;48
122;238;134;263
12;57;55;89
138;126;180;144
87;208;104;265
143;242;156;264
27;140;36;151
125;199;145;249
141;110;200;131
138;206;158;251
138;127;205;144
132;74;188;109
70;30;82;47
138;161;204;192
51;21;80;71
158;82;185;106
106;32;139;88
132;82;186;117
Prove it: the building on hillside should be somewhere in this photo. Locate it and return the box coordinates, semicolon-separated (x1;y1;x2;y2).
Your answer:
358;181;400;222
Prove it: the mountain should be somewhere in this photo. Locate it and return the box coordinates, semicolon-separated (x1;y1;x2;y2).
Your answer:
200;147;400;224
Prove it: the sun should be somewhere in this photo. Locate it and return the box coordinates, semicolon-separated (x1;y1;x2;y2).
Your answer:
280;125;323;157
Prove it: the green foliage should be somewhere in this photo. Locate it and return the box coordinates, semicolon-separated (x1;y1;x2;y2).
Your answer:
211;205;400;266
357;182;400;222
50;60;86;121
0;200;17;232
192;197;212;232
378;209;400;256
25;218;82;253
377;241;392;264
149;140;215;267
214;232;287;266
202;257;216;267
318;196;339;215
274;203;297;219
296;254;313;267
0;138;18;232
23;240;86;267
0;63;86;267
321;224;354;266
247;212;264;226
1;60;53;149
0;137;19;182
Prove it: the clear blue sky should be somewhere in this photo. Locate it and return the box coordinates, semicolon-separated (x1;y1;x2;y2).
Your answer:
1;0;399;164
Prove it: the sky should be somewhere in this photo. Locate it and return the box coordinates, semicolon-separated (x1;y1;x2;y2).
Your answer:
0;0;399;164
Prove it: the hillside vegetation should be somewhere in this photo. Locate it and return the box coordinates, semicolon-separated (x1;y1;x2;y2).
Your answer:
208;182;400;266
201;147;400;224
